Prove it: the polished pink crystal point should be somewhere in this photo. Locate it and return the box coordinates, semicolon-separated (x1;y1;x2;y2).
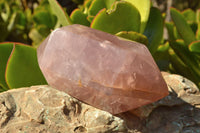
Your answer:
37;24;169;114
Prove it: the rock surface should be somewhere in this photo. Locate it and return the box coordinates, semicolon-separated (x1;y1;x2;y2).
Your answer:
0;73;200;133
37;24;168;114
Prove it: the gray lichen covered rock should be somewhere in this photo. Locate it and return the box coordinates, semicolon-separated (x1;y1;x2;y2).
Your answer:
0;85;128;133
0;73;200;133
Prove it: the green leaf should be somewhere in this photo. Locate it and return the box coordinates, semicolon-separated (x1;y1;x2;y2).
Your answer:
168;48;195;81
0;18;9;42
123;0;150;33
7;12;17;31
182;9;196;22
153;42;170;71
103;0;119;9
189;41;200;54
165;22;182;41
33;10;57;29
88;0;118;16
154;42;170;61
29;28;44;47
70;9;90;26
16;11;26;28
165;22;176;41
170;40;200;84
1;1;10;22
37;24;51;37
0;86;5;92
91;1;141;34
25;8;32;24
196;9;200;40
87;16;94;23
82;0;93;14
87;0;119;22
170;8;196;45
143;7;163;55
5;43;47;88
197;9;200;23
48;0;72;26
0;43;13;90
173;26;182;40
116;31;148;45
189;22;198;34
88;0;106;16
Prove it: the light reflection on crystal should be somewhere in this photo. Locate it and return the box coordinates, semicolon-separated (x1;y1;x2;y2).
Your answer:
37;24;169;114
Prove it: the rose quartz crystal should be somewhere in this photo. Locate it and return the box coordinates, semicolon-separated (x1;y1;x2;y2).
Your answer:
37;24;169;114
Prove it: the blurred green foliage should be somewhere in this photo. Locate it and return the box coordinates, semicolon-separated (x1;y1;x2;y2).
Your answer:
0;0;58;46
0;0;200;91
29;0;58;47
172;0;200;11
164;8;200;87
0;0;32;43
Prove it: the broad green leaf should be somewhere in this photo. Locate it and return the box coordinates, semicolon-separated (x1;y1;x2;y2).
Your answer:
168;48;195;82
103;0;119;9
154;42;170;61
91;1;141;34
165;22;176;41
189;41;200;54
170;8;196;45
87;16;94;23
170;40;200;84
88;0;118;16
153;42;170;70
116;31;148;45
70;9;90;26
88;0;107;16
173;26;182;40
87;0;119;22
196;9;200;39
0;43;13;90
165;22;182;40
182;9;196;22
48;0;72;26
144;7;163;55
197;30;200;40
5;43;47;88
189;22;198;34
124;0;150;33
196;9;200;22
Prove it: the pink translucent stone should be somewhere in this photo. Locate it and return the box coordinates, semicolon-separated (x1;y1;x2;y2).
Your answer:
37;24;169;114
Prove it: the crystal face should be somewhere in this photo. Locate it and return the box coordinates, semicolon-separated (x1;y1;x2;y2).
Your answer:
37;24;169;114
